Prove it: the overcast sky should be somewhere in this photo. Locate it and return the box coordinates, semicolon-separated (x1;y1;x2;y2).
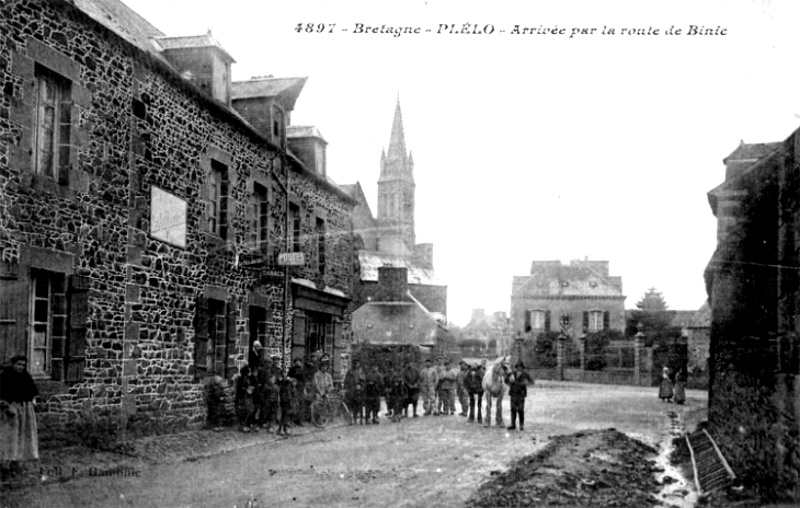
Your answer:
122;0;800;326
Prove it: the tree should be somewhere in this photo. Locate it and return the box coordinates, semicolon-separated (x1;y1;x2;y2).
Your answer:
626;288;676;339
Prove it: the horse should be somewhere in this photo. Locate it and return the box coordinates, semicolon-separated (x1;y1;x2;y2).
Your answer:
481;356;510;428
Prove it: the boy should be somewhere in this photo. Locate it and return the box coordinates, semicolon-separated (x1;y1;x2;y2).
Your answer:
504;362;533;431
236;366;256;432
278;371;295;436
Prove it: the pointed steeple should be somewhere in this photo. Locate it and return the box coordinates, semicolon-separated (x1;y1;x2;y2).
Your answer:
387;97;407;161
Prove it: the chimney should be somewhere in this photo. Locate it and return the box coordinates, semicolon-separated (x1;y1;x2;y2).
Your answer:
376;266;408;302
231;77;307;149
287;126;327;176
157;31;235;106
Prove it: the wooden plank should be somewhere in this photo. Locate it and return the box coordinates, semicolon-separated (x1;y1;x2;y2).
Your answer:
703;429;737;480
685;433;703;494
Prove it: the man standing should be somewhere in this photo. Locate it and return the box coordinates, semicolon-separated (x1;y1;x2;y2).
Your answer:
439;360;458;415
419;359;439;416
288;357;307;425
343;359;366;424
505;362;533;431
466;365;484;423
456;361;470;416
401;359;421;418
364;364;384;424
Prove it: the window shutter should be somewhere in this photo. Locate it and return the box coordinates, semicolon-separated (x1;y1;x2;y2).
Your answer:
544;310;551;332
65;275;89;382
603;311;610;330
225;297;238;378
583;311;589;333
57;101;72;185
333;321;344;348
291;314;307;362
524;310;531;332
219;176;229;240
193;297;209;380
0;274;30;367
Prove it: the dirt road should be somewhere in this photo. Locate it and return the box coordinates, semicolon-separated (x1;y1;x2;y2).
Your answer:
3;381;707;508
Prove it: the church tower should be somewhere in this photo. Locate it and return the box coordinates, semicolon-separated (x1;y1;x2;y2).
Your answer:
377;98;415;256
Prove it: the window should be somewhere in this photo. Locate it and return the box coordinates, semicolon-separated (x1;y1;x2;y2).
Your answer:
289;202;301;253
252;183;269;256
29;270;67;376
208;160;229;239
588;311;604;332
316;217;326;274
531;310;546;331
195;298;233;379
33;67;71;181
272;106;285;147
583;310;610;332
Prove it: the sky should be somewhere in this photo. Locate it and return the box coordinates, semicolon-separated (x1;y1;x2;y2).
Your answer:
122;0;800;326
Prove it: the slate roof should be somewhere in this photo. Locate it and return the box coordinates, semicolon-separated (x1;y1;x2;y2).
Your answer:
231;77;308;110
288;125;326;142
359;251;442;286
512;260;624;298
723;141;782;164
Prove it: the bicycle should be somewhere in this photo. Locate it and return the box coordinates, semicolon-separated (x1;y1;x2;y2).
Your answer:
310;392;353;428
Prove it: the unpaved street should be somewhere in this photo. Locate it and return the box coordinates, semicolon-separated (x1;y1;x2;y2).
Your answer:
4;381;707;508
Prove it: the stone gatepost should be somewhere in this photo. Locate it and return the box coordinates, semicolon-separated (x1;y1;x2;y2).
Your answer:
556;334;566;381
634;332;645;385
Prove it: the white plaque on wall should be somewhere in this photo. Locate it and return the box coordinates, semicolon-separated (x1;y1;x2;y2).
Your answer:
150;186;187;248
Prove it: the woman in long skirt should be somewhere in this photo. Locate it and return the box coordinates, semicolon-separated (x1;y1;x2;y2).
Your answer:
0;355;40;479
658;366;673;402
673;369;686;405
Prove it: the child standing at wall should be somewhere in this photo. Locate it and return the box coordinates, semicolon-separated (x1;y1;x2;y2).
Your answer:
236;366;256;433
278;372;295;436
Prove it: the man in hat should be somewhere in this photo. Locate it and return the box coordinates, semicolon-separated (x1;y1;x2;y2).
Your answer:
401;359;421;418
439;360;458;415
288;357;308;425
504;362;533;431
313;359;334;401
456;361;470;416
344;359;366;424
419;359;439;416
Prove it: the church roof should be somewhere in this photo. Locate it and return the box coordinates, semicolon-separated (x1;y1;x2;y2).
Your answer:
359;251;442;286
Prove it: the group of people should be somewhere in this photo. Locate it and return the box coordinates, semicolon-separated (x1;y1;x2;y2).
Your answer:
235;343;335;435
342;357;534;431
658;365;687;404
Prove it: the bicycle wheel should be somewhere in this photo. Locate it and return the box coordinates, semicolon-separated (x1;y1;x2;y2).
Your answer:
310;400;331;428
340;401;353;425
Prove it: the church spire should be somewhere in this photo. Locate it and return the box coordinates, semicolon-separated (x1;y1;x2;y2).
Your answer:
387;97;407;163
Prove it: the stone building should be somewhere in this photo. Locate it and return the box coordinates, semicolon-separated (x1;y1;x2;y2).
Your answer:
351;266;454;361
343;100;446;317
460;309;512;357
705;136;800;499
0;0;355;443
511;259;626;339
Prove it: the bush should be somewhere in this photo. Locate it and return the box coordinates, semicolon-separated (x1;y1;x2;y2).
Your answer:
532;332;559;369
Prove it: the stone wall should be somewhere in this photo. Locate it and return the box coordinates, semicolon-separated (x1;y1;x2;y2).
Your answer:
0;0;353;445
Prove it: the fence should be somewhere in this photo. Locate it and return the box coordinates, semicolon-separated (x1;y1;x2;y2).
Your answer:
523;334;654;387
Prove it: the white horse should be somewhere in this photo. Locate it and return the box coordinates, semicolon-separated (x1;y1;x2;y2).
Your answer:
481;356;510;428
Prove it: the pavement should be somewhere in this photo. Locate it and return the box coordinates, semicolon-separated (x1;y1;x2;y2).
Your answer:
2;418;342;492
